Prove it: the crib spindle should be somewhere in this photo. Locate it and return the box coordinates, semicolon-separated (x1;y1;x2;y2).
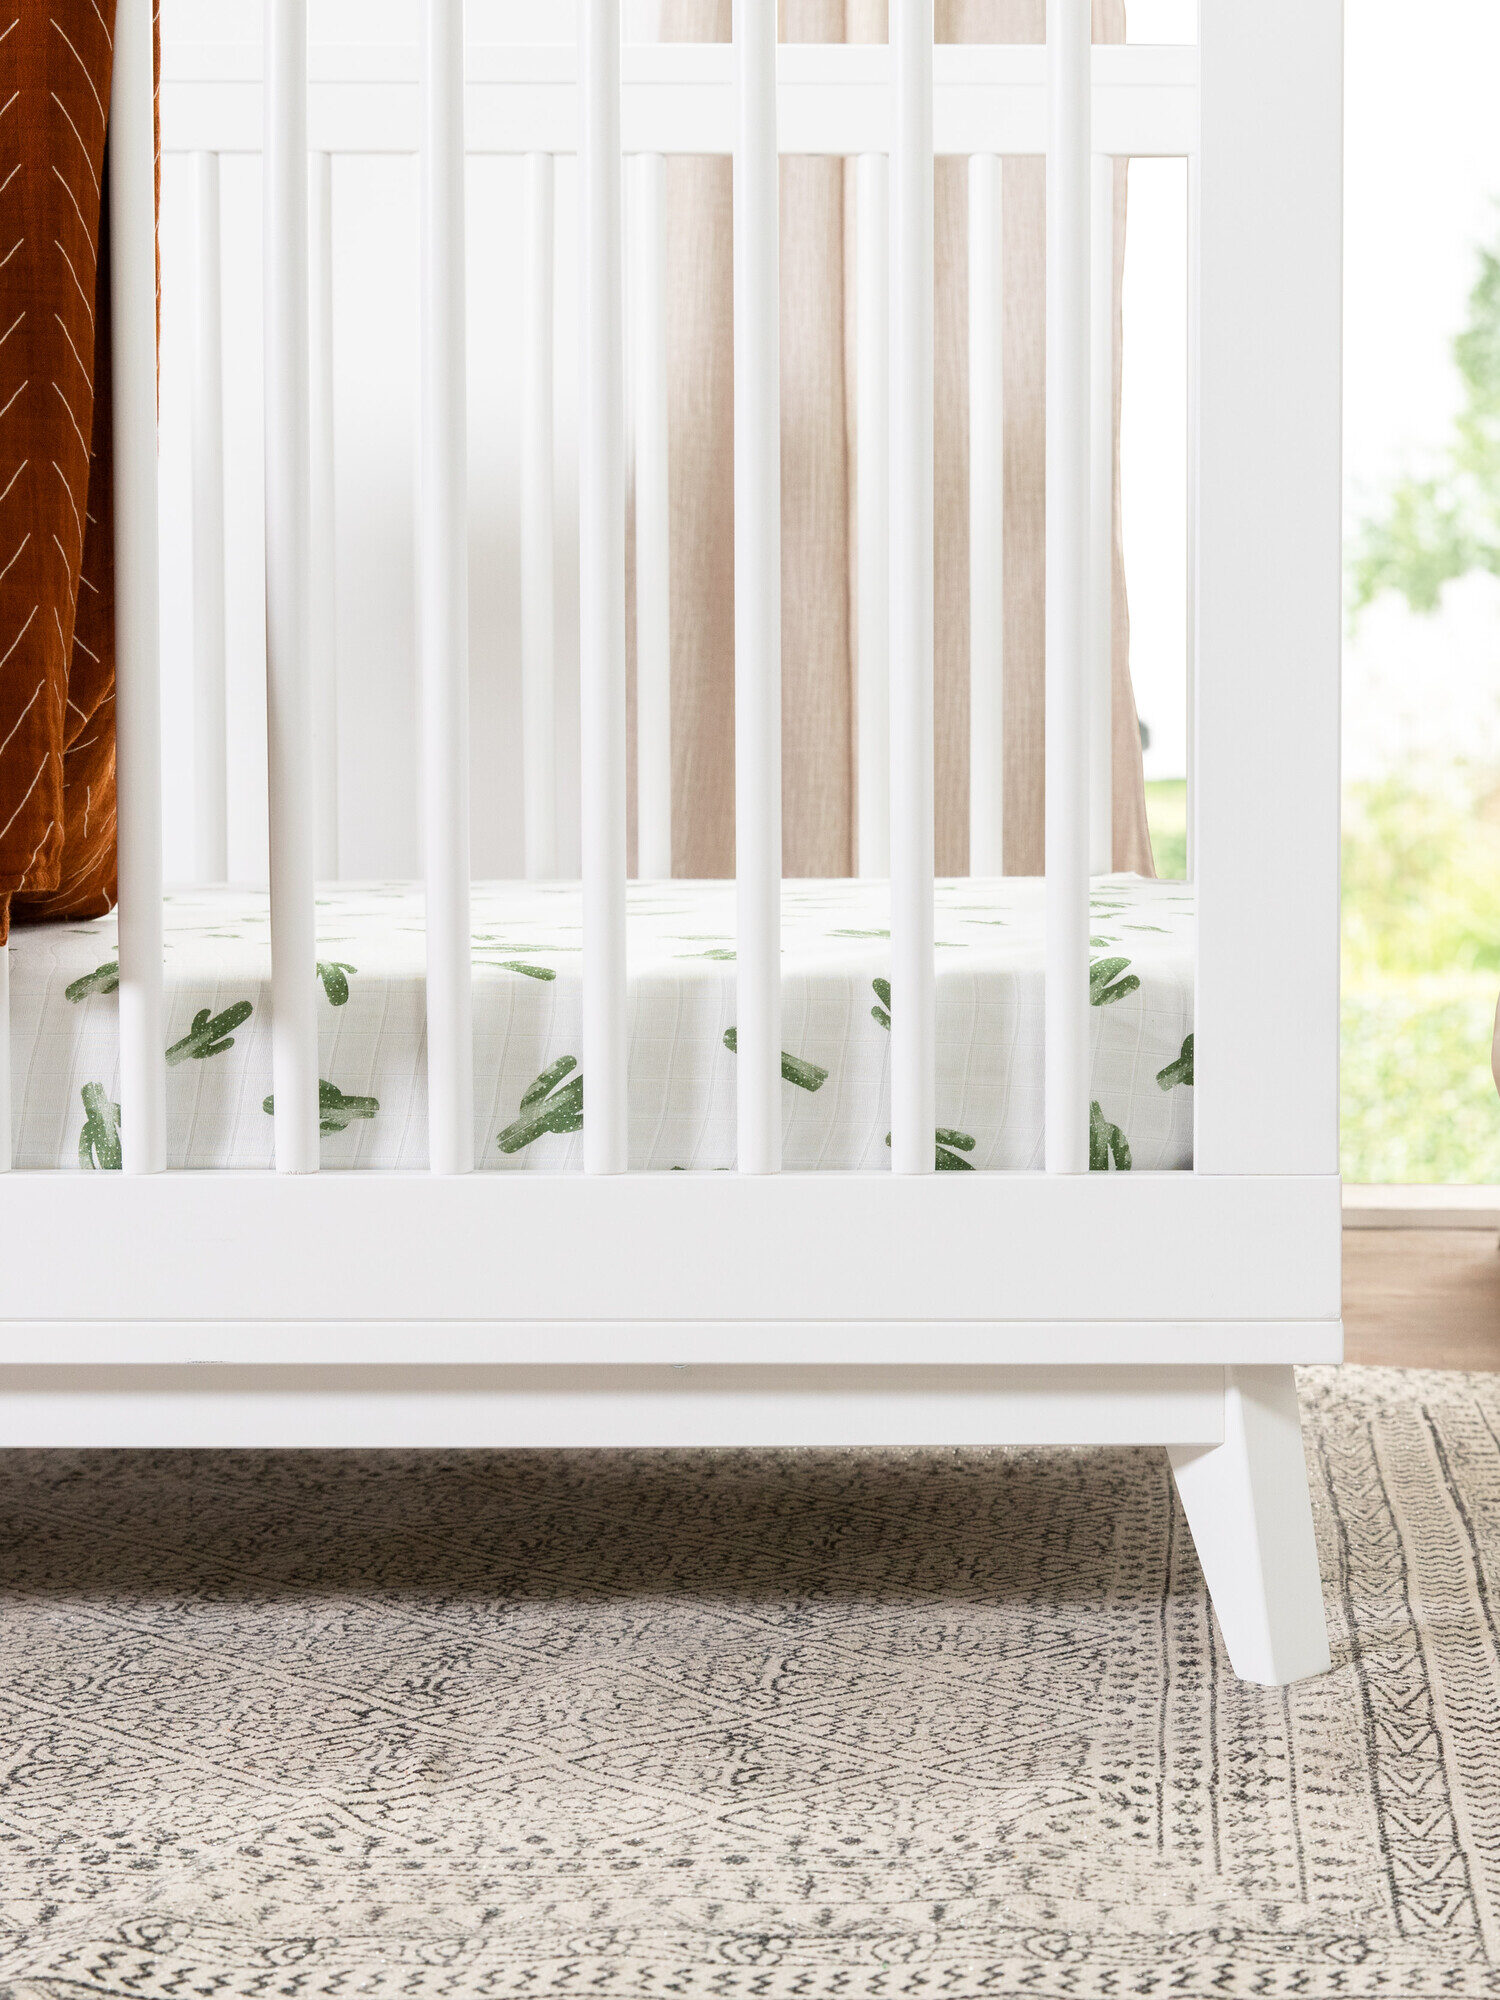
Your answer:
1089;153;1114;878
856;152;890;883
191;153;229;886
1044;0;1092;1174
310;151;340;881
264;0;322;1174
579;0;629;1174
419;0;475;1175
0;944;9;1173
733;0;782;1177
890;0;936;1176
968;151;1005;879
1185;154;1200;886
522;154;558;883
633;153;672;884
112;0;167;1175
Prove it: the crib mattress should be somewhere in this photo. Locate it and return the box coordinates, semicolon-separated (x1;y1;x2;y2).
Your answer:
6;875;1194;1172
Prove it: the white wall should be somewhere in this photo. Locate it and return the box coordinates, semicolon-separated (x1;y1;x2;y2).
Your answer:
157;1;1198;880
160;3;659;886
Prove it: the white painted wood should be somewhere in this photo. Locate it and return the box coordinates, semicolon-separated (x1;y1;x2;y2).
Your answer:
1184;152;1199;884
111;0;167;1176
309;150;340;879
264;0;322;1173
0;946;9;1174
579;0;630;1174
889;0;936;1176
632;152;672;883
160;44;1201;161
1088;152;1113;877
191;152;229;884
419;0;475;1176
0;1174;1344;1327
522;152;558;881
1194;0;1342;1175
967;151;1004;877
0;1322;1345;1370
733;0;782;1177
0;1365;1227;1451
1169;1365;1332;1687
1044;0;1091;1175
856;153;890;880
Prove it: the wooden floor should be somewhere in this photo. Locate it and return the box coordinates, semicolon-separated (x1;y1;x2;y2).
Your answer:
1345;1229;1500;1370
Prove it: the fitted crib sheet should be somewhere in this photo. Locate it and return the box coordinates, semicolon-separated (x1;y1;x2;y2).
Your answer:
6;875;1195;1172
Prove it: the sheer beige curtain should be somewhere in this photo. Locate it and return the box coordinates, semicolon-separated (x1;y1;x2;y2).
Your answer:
646;0;1153;878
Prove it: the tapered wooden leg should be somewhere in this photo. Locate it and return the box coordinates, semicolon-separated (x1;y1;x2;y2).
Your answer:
1168;1364;1331;1687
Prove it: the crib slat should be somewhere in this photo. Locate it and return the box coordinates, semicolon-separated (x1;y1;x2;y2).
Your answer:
733;0;782;1177
310;151;340;880
856;152;890;882
0;944;8;1172
633;153;673;885
890;0;936;1176
1088;153;1113;878
112;0;167;1175
420;0;475;1176
191;153;229;885
264;0;321;1174
1044;0;1092;1174
1185;154;1200;885
522;153;558;882
579;0;629;1174
967;151;1004;879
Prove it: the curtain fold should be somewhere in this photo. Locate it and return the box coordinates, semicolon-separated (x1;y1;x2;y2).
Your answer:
0;1;154;942
656;0;1153;879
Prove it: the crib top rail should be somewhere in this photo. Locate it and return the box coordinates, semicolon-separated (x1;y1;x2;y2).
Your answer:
162;40;1198;157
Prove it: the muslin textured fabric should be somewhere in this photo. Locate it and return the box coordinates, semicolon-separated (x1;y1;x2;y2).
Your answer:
5;873;1194;1171
0;1;158;942
652;0;1151;880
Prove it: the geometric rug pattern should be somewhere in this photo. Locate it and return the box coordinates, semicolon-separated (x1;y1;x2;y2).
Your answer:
1;1366;1499;1996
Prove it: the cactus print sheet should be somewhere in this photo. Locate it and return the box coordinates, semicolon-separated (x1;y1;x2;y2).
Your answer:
4;874;1195;1171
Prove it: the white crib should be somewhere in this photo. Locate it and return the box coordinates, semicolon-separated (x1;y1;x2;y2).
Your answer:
0;0;1343;1689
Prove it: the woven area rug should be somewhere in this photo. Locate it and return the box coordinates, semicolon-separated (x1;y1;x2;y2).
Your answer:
2;1366;1500;1997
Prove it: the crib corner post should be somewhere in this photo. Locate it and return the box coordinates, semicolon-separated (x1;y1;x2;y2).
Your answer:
1168;1364;1332;1688
1193;0;1343;1178
110;0;168;1175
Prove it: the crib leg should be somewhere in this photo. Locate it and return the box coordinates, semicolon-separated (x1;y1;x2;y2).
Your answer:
1167;1365;1330;1688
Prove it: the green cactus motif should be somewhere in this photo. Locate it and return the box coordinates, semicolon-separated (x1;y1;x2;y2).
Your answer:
721;1027;828;1093
262;1079;380;1135
497;961;557;981
316;961;357;1005
883;1126;977;1171
1157;1033;1194;1092
1090;1100;1133;1172
78;1083;122;1170
870;978;976;1167
166;1001;253;1066
65;962;119;1002
497;1056;584;1154
1089;956;1141;1007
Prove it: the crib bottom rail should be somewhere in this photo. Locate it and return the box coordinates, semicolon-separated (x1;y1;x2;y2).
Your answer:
0;1170;1341;1328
